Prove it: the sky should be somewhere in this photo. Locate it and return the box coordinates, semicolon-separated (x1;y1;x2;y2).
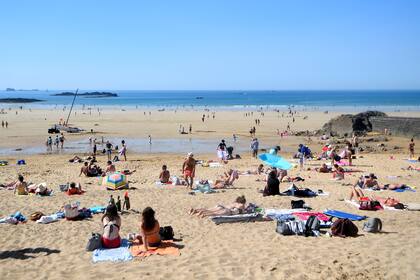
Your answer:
0;0;419;90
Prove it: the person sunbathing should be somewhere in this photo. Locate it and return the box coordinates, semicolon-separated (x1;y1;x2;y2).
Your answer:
13;175;28;195
214;169;239;189
69;155;83;163
315;163;331;173
189;195;247;217
348;184;366;201
67;182;83;195
159;165;170;183
101;204;121;249
332;164;345;180
240;164;264;175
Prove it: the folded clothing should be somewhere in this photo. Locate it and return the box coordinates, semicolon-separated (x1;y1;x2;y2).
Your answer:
92;239;133;263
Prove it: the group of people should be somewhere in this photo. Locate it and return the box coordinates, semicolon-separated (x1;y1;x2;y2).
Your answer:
1;120;8;128
80;158;116;177
46;133;65;150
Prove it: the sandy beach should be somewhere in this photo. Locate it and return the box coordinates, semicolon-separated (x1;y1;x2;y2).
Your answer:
0;108;419;279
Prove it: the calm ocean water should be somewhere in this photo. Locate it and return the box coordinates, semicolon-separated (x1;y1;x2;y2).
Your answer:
1;90;420;111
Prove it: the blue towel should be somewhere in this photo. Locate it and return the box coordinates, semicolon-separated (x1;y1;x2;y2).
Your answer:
92;239;133;263
324;209;366;221
393;187;416;193
90;206;106;214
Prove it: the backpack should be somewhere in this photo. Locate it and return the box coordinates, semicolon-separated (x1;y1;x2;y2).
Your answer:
363;218;382;233
159;226;174;240
86;233;102;251
331;218;358;237
304;215;321;237
359;200;383;211
276;220;305;236
291;200;305;209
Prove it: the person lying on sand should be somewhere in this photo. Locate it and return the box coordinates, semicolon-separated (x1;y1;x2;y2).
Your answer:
67;182;83;195
159;165;170;183
240;164;264;175
332;164;345;180
13;175;28;195
315;163;331;173
101;204;121;249
189;195;247;217
214;169;239;189
69;155;83;163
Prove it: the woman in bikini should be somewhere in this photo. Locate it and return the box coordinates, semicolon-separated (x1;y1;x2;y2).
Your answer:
214;169;239;189
101;204;121;248
139;207;161;250
13;175;28;195
189;196;247;218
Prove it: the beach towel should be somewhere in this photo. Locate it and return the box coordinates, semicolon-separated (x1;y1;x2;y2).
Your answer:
405;159;419;163
194;180;215;193
209;162;222;168
210;213;264;225
336;160;350;166
89;206;106;214
130;240;180;258
324;209;366;221
155;181;173;186
393;186;416;192
92;239;133;263
293;212;330;222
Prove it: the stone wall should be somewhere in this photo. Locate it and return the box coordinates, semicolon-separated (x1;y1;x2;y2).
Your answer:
371;117;420;138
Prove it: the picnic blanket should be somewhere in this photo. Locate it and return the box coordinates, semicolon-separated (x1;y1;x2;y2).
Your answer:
130;240;180;258
210;213;264;225
92;239;133;263
324;209;366;221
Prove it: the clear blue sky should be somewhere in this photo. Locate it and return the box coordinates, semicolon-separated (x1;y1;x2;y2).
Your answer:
1;0;419;90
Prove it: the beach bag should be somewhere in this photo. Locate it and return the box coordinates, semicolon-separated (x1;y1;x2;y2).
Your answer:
359;200;383;211
159;226;174;240
29;212;45;221
276;220;305;236
64;203;80;219
291;200;305;209
331;218;358;237
363;218;382;233
304;215;320;237
86;233;102;251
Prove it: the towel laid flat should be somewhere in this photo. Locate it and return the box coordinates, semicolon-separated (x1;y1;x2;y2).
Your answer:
324;209;366;221
130;240;180;258
92;239;133;263
210;213;264;224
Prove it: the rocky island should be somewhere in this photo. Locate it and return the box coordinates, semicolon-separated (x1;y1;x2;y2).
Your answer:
52;91;118;98
0;98;44;103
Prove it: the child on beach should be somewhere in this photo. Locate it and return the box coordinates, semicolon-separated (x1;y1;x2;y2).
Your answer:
409;138;415;159
159;165;170;183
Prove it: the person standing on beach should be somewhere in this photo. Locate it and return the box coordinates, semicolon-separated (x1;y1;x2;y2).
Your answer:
148;135;152;144
59;133;65;149
119;140;127;161
409;138;415;159
54;135;60;148
1;120;3;128
106;141;113;161
182;152;196;190
47;136;53;151
5;121;8;128
251;138;259;158
189;124;192;134
93;143;97;156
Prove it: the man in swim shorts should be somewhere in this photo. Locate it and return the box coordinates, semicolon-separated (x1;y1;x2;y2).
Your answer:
182;152;196;189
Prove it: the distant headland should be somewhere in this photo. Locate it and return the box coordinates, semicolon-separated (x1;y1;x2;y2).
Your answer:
52;91;118;98
0;98;44;103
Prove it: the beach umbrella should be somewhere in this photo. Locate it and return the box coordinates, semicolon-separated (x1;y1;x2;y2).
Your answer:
258;153;292;170
102;172;128;190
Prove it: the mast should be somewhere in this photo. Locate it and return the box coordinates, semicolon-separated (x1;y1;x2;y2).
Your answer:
65;88;78;126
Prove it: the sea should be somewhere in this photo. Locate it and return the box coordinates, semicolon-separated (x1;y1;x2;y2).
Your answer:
1;90;420;111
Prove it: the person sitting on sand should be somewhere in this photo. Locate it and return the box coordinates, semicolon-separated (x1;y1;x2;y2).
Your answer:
182;152;196;189
214;169;239;189
363;173;379;189
332;164;345;180
103;161;116;175
138;207;161;250
159;165;170;183
101;204;121;249
67;182;83;195
349;183;366;201
263;170;280;196
189;195;247;218
316;163;331;173
13;175;28;195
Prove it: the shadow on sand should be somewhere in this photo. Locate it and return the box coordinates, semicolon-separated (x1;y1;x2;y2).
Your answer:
0;247;61;260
